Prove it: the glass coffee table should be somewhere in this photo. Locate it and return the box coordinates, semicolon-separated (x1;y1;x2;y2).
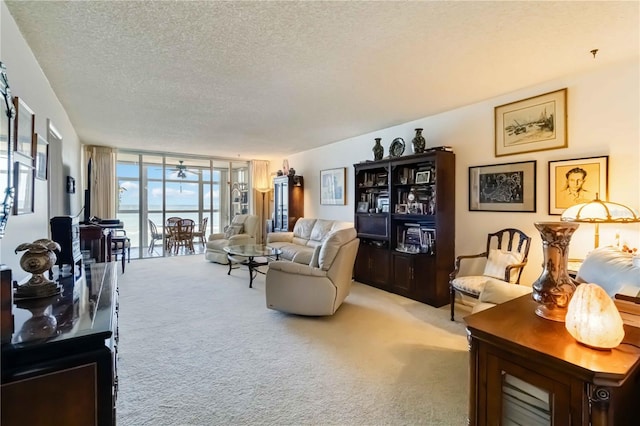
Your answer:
223;244;283;288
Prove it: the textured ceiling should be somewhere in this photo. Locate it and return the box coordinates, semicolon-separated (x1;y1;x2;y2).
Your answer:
5;1;639;160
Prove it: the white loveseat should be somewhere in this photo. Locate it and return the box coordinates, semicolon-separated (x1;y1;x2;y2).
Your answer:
266;218;353;265
204;214;259;264
265;219;359;316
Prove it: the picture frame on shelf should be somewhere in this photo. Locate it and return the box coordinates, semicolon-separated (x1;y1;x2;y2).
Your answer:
469;160;536;212
34;133;48;180
13;96;35;158
357;201;369;213
396;204;407;214
415;171;430;184
13;156;34;215
495;88;567;157
377;197;389;213
320;167;346;205
548;156;608;215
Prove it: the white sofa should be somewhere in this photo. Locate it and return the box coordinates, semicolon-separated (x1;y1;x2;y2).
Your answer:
266;218;353;265
265;222;359;316
470;246;640;315
204;214;259;264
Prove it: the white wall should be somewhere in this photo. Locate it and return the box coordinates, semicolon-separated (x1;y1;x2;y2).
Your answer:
0;2;82;280
275;58;640;285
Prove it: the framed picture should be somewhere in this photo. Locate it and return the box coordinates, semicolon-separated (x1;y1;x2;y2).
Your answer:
495;88;567;157
357;201;369;213
13;159;34;215
13;96;35;158
66;176;76;194
377;197;389;213
396;204;407;214
415;171;431;184
469;160;536;212
548;156;608;215
34;133;48;180
320;167;346;205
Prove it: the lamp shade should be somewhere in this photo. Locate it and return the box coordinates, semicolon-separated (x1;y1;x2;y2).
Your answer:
561;195;640;223
564;283;625;350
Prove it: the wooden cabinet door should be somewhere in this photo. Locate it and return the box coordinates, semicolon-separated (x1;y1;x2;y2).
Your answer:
392;253;413;296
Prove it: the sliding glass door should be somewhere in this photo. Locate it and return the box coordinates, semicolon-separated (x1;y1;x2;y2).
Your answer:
116;152;251;259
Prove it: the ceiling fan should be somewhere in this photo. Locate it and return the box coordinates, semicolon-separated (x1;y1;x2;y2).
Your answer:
167;160;199;179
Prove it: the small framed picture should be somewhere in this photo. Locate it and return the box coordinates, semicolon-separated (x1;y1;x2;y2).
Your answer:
396;204;407;214
13;159;34;215
548;156;608;215
66;176;76;194
415;171;431;184
34;133;48;180
357;201;369;213
377;197;389;212
13;96;35;158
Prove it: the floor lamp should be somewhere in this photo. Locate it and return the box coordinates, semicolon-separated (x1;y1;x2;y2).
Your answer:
561;194;640;248
256;188;271;243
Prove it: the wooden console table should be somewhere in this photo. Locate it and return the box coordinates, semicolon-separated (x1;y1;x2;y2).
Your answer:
1;262;119;426
465;295;640;426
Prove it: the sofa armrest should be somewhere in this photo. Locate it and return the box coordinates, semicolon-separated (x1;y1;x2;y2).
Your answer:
267;232;294;243
268;260;327;277
208;232;225;241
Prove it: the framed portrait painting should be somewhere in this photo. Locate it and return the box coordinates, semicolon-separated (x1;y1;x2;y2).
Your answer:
320;167;346;205
548;156;608;215
495;88;567;157
469;160;536;212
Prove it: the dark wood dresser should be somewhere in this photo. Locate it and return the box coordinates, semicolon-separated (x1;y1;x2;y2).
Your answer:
465;295;640;426
1;262;119;426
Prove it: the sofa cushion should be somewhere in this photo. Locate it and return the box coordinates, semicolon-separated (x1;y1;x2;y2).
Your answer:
293;218;316;241
224;224;243;239
309;245;321;268
479;278;532;304
483;249;523;283
310;219;335;243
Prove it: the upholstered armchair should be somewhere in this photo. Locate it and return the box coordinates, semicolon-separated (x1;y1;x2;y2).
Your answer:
265;227;359;316
205;214;259;264
449;228;531;321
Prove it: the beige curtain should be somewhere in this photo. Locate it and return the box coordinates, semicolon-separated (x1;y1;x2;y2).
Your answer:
84;145;117;219
252;160;271;244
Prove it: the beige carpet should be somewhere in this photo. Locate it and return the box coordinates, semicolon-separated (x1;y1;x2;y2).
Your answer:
115;255;469;425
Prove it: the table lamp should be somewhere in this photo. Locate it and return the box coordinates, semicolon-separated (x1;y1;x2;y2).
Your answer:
560;194;640;248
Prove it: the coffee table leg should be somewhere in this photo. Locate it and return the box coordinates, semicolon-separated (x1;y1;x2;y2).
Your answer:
227;255;232;275
248;256;255;288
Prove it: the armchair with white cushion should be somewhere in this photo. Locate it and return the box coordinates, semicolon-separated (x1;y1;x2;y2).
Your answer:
449;228;531;321
265;227;359;316
205;214;259;264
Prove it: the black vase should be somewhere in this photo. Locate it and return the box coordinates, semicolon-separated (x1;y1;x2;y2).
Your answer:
412;128;426;154
372;138;384;160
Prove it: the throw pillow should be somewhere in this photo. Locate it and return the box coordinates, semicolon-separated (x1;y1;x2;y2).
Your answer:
224;224;244;239
479;278;532;304
483;249;523;283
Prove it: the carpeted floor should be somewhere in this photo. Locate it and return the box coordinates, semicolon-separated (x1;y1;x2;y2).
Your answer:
116;255;469;425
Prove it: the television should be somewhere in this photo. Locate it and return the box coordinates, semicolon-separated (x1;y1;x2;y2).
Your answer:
83;158;92;224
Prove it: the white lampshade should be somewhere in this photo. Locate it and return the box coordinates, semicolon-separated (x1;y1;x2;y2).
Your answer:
565;283;625;350
561;194;640;248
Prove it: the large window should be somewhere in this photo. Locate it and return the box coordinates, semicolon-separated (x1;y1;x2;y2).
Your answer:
116;152;250;258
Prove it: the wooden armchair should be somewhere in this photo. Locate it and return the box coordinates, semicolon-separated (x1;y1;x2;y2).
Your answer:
449;228;531;321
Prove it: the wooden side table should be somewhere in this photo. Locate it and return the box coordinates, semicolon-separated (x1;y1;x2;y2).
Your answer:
465;295;640;426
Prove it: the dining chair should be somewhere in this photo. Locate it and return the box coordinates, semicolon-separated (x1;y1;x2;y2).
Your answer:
193;217;208;247
110;229;131;273
148;219;164;254
165;217;182;252
171;218;195;254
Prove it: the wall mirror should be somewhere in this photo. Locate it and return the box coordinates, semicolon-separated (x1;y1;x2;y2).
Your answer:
0;62;15;237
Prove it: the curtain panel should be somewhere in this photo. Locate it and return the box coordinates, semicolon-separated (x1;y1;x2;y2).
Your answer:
84;145;117;219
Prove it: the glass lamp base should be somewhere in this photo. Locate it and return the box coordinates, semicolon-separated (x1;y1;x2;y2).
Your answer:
535;305;567;322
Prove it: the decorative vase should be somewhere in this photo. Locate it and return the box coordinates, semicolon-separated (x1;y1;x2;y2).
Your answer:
411;128;426;154
288;167;296;177
372;138;384;160
14;239;62;299
531;222;579;322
